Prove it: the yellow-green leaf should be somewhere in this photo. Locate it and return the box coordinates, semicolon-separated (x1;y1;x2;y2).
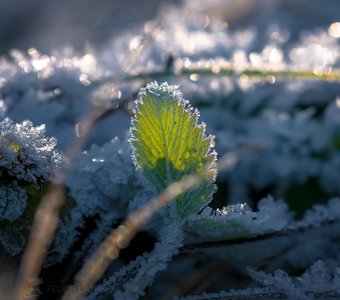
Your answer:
130;82;217;218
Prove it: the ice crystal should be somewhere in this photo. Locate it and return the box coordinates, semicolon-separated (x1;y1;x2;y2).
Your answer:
87;222;183;300
71;211;120;264
67;137;136;216
0;118;61;183
185;196;291;242
0;183;27;221
44;206;84;266
178;261;340;300
0;118;62;255
46;138;137;265
0;221;29;255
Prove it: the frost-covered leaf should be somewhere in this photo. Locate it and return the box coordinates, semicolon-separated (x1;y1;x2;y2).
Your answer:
0;118;65;254
0;220;30;255
185;196;291;242
67;138;136;216
0;183;27;222
178;261;340;300
52;138;136;265
0;118;62;183
0;182;78;260
130;82;217;218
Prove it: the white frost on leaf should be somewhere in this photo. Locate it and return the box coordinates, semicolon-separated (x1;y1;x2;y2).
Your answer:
0;220;30;255
301;198;340;226
0;183;27;221
248;260;340;300
178;261;340;300
0;118;62;183
67;137;136;216
46;138;136;265
185;196;291;242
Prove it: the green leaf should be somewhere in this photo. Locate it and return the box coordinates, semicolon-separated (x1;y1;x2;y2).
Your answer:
130;82;217;218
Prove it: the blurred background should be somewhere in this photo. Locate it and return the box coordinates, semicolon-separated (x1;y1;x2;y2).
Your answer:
0;0;339;55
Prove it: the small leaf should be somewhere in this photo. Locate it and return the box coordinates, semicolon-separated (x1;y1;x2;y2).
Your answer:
130;82;217;218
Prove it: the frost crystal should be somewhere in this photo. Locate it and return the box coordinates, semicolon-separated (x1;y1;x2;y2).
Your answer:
185;196;291;242
44;207;84;266
67;137;136;216
0;118;62;183
179;261;340;300
46;138;137;265
87;222;183;300
0;183;27;221
302;198;340;226
247;261;340;300
0;221;29;255
0;118;62;255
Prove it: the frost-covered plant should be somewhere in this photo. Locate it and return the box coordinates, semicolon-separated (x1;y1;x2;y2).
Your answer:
179;261;340;300
4;79;340;300
88;222;183;300
0;117;61;245
0;118;61;183
130;81;217;218
1;2;340;299
0;118;69;256
0;183;27;222
61;138;138;265
67;138;136;215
